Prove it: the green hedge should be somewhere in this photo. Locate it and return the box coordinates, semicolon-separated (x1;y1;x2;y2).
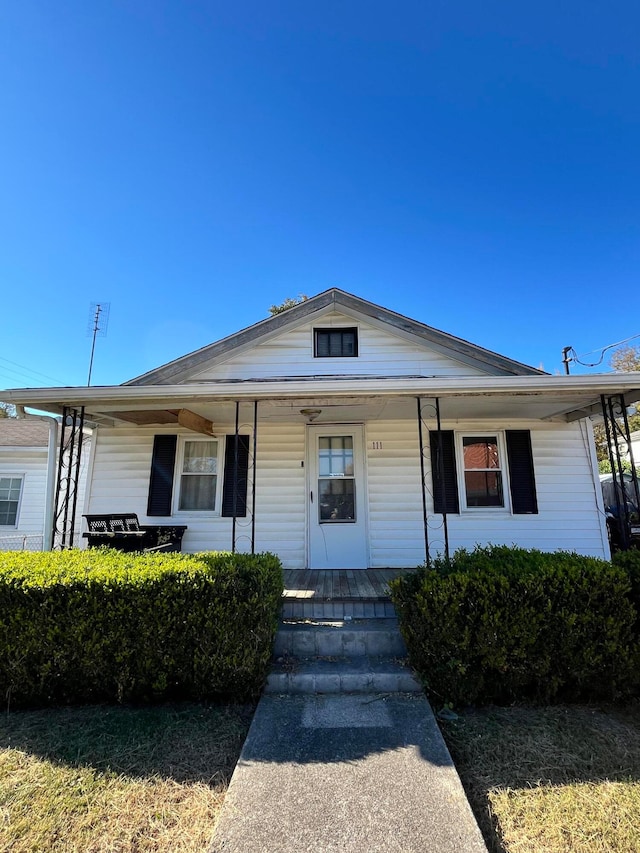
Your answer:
390;545;638;706
0;549;283;708
613;549;640;617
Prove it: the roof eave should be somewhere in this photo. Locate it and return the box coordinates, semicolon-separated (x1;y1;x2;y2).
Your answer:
3;373;640;420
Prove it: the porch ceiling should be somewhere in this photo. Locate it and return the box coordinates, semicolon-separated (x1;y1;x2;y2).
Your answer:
3;373;640;425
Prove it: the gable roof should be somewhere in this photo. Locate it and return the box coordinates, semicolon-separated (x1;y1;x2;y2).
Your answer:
0;418;50;447
124;288;545;386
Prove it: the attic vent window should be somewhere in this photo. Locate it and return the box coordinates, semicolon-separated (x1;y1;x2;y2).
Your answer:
314;328;358;358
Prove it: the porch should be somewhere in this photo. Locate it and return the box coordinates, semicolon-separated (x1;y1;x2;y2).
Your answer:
282;567;416;619
6;376;639;561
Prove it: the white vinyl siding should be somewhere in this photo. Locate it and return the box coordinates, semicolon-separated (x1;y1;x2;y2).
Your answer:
86;422;307;566
426;421;607;558
365;419;426;568
190;311;487;381
85;413;607;566
253;422;306;568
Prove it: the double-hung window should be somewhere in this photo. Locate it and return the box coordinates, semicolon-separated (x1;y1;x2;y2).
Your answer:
0;476;23;526
460;435;505;508
177;439;220;512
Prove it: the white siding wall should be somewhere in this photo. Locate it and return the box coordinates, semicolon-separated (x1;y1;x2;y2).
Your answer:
426;420;607;559
86;415;607;566
365;419;426;567
253;422;306;567
0;448;48;550
86;422;308;564
87;425;234;554
191;311;485;381
365;418;607;564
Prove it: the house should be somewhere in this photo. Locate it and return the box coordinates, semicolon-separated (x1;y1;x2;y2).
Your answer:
0;416;91;551
0;418;54;550
3;289;640;566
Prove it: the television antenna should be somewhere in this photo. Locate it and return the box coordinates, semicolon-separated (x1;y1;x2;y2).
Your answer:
87;302;110;386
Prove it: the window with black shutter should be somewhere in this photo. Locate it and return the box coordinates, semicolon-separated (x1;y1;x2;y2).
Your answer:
147;435;177;516
505;430;538;514
314;328;358;358
221;435;250;517
429;430;460;514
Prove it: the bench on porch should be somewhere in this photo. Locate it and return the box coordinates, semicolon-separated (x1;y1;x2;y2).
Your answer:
83;514;187;553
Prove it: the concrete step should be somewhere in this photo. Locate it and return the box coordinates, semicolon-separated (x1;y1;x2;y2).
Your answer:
282;597;397;620
266;656;422;694
274;618;407;659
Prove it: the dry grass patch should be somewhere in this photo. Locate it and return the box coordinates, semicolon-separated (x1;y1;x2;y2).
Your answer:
492;781;640;853
440;704;640;853
0;702;253;853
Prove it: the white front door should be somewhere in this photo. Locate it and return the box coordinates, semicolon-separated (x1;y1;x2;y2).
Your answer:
307;425;368;569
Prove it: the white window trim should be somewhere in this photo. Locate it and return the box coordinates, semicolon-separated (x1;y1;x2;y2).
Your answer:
173;436;224;516
0;473;25;528
455;432;511;513
311;324;360;359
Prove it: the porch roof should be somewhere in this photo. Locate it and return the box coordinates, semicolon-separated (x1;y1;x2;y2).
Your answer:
3;373;640;425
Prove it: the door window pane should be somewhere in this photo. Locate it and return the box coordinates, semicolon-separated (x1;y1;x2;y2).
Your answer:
317;435;356;522
319;479;355;521
319;436;353;476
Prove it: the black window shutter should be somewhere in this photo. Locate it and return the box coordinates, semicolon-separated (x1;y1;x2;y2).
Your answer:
506;430;538;514
147;435;177;516
222;435;250;517
429;430;460;514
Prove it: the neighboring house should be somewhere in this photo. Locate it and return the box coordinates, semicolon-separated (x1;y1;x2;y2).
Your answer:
3;289;640;565
0;418;54;550
0;417;89;551
625;430;640;468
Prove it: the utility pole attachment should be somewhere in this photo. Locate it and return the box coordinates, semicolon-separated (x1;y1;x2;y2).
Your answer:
561;346;572;375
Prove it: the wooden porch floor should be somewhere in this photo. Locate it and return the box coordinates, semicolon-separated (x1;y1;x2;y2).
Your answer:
282;569;416;601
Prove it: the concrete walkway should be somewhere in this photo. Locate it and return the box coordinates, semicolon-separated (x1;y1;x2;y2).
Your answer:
209;693;487;853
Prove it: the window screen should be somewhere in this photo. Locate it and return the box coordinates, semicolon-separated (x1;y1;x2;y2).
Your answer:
314;328;358;358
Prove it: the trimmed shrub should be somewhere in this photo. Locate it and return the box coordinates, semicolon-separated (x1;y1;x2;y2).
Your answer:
0;549;283;708
613;549;640;618
390;545;637;706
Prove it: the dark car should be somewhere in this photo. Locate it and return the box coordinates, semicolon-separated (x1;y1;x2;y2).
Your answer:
600;473;640;550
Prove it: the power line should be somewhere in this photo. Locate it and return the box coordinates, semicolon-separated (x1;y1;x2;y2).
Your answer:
0;356;66;385
0;366;60;388
563;332;640;372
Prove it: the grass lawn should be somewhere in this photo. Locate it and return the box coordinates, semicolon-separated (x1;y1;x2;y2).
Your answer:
440;703;640;853
0;702;253;853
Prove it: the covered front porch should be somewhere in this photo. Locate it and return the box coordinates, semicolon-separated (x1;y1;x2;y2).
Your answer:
3;373;640;563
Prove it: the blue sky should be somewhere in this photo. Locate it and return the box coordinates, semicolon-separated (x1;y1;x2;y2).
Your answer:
1;1;639;389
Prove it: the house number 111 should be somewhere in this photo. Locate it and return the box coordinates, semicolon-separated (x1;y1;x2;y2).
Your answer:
371;441;383;450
